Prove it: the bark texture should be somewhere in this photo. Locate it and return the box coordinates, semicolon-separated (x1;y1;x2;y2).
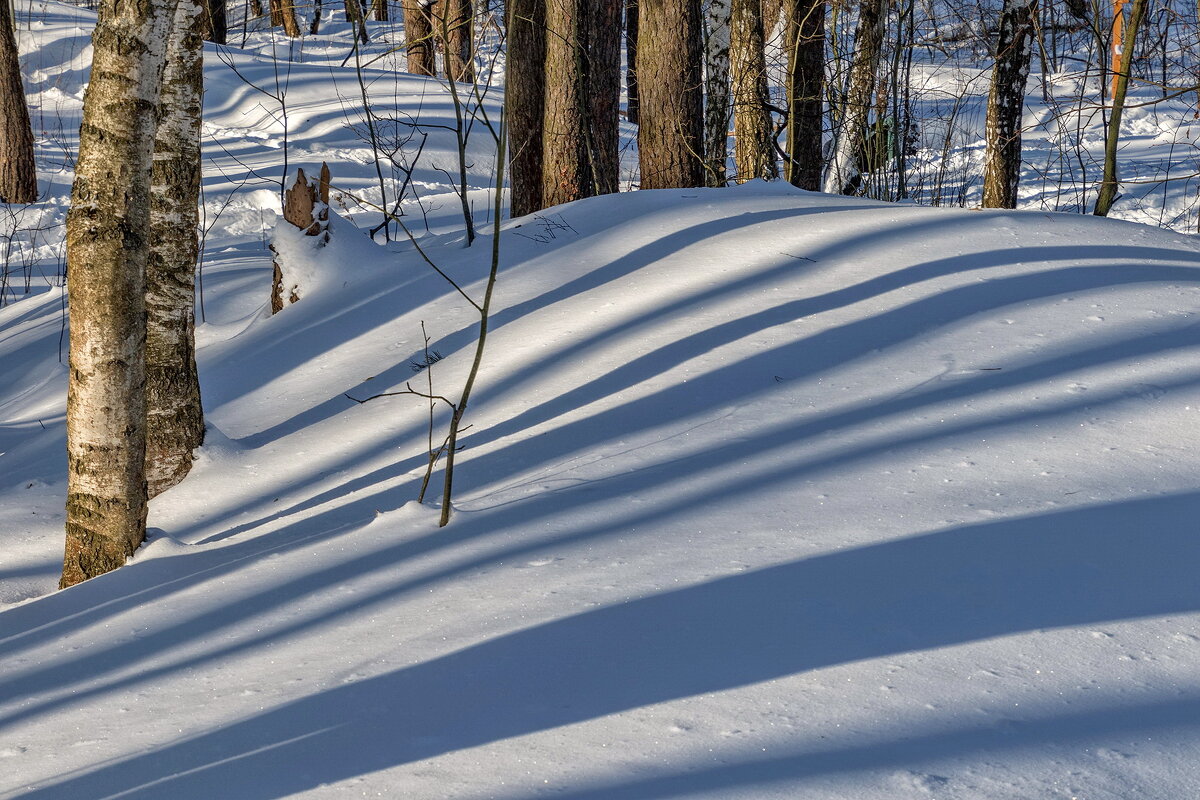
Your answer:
62;0;175;588
437;0;473;83
785;0;823;190
507;0;545;216
1095;0;1146;216
0;0;37;204
371;0;387;21
981;0;1037;209
625;0;639;124
730;0;776;181
269;0;301;36
703;0;731;186
345;0;369;42
542;0;619;206
636;0;703;189
200;0;226;42
146;0;205;499
823;0;884;194
402;0;436;75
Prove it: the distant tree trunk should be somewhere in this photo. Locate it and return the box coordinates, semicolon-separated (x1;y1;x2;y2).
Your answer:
403;0;435;75
637;0;704;189
625;0;639;124
981;0;1037;209
270;0;301;35
440;0;473;82
200;0;227;42
543;0;589;205
731;0;776;181
1095;0;1146;216
590;0;621;194
62;0;174;589
703;0;732;186
823;0;884;194
371;0;387;21
309;0;322;33
146;0;206;499
507;0;545;216
344;0;369;42
542;0;620;205
785;0;823;190
0;0;37;203
269;0;283;24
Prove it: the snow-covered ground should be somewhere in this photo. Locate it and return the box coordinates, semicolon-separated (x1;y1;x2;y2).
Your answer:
4;4;1200;798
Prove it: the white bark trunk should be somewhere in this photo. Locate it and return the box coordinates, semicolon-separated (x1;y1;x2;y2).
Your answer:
62;0;177;587
823;0;885;194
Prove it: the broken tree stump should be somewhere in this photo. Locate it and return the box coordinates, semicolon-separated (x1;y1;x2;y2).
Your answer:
271;163;332;314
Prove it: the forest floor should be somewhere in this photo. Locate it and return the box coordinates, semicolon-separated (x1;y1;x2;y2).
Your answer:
3;4;1200;798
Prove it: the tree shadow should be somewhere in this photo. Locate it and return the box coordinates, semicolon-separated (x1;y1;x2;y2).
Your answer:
16;492;1200;799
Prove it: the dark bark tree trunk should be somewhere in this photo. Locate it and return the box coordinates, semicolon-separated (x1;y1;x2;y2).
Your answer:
146;0;206;499
823;0;884;194
372;0;387;21
703;0;731;186
507;0;545;216
590;0;621;194
625;0;639;124
731;0;776;181
200;0;227;43
269;0;301;36
344;0;369;42
438;0;473;82
637;0;704;189
785;0;823;190
310;0;322;34
62;0;174;588
403;0;436;75
542;0;621;206
0;0;36;203
982;0;1037;209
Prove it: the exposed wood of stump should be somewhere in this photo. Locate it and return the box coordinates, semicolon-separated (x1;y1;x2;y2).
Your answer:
271;163;331;314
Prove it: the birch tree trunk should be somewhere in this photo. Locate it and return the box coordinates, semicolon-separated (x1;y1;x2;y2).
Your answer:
981;0;1036;209
0;0;37;203
822;0;884;194
146;0;205;498
703;0;732;186
62;0;175;588
402;0;436;75
731;0;776;181
785;0;823;190
507;0;545;216
637;0;704;189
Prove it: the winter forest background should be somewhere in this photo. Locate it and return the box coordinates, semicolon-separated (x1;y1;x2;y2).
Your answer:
3;0;1200;798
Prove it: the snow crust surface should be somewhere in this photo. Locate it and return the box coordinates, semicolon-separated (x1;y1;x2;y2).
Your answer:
3;4;1200;799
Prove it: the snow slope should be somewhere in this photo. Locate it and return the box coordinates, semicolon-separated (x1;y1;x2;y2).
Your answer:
4;4;1200;799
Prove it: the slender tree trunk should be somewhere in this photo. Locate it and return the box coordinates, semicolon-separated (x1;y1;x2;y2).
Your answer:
637;0;704;189
0;0;37;203
309;0;322;34
507;0;545;216
403;0;436;75
703;0;732;186
785;0;823;190
731;0;776;181
981;0;1037;209
146;0;205;499
1095;0;1145;215
823;0;884;194
371;0;387;21
62;0;174;589
625;0;639;124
